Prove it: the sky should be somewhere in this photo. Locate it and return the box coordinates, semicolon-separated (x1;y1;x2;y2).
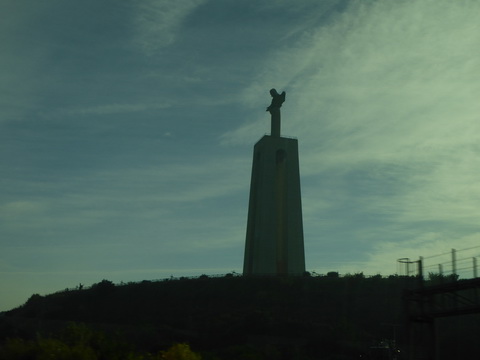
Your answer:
2;0;480;311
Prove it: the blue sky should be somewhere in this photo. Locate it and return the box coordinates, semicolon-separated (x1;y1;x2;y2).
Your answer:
2;0;480;310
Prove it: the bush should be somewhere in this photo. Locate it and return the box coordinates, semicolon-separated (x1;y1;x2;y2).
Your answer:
161;343;201;360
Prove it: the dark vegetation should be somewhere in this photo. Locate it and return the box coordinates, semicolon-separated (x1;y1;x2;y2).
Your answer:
0;273;476;359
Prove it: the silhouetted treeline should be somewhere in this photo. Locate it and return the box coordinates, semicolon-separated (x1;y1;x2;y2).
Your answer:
1;273;477;359
0;322;201;360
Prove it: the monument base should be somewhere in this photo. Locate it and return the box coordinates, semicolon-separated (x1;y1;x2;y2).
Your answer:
243;135;305;276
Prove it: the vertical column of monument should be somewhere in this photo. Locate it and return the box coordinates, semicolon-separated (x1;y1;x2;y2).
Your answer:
243;147;260;275
271;107;281;137
275;148;288;274
271;97;287;274
243;89;305;276
284;138;305;274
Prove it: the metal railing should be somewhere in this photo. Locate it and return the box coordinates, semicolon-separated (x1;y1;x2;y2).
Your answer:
397;245;480;281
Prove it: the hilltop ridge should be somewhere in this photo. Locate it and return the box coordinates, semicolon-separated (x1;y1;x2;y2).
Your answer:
1;273;415;358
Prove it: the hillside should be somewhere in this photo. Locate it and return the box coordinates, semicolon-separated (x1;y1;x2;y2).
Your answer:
0;273;417;359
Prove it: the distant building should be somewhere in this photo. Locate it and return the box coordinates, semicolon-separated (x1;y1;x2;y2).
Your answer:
243;90;305;276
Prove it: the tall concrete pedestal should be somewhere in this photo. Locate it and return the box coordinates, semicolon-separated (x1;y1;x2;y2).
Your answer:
243;135;305;276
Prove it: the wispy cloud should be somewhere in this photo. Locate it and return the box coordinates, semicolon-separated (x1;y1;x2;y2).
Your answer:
58;102;174;116
132;0;206;54
222;0;480;273
3;0;480;310
1;155;249;245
